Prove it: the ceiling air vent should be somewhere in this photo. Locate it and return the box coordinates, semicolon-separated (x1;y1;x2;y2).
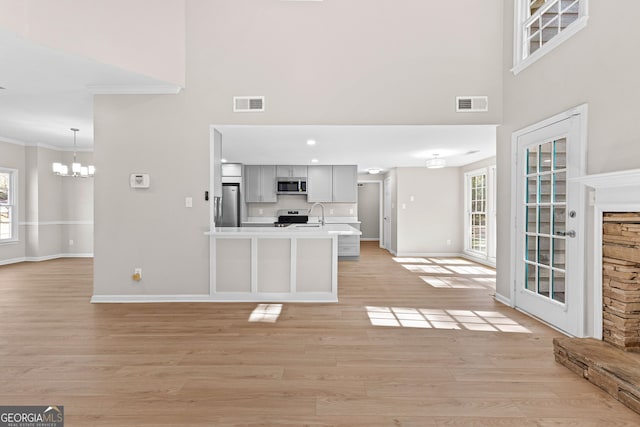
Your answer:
456;96;488;112
233;96;265;112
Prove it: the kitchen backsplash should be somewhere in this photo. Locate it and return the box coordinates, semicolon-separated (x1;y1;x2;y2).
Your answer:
247;195;357;218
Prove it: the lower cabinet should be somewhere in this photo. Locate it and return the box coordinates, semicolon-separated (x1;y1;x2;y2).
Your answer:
337;223;360;258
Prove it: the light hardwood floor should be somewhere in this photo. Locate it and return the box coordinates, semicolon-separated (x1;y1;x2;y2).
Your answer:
0;242;638;426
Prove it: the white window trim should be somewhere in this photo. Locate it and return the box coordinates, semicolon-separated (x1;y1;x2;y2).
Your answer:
464;167;493;260
488;165;497;263
512;0;589;75
0;167;18;244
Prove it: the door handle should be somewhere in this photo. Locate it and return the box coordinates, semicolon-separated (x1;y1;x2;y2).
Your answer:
556;230;576;238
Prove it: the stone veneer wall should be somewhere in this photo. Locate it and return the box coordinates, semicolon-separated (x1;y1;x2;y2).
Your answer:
602;212;640;352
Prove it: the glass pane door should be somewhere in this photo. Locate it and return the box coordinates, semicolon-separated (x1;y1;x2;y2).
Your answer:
524;138;567;304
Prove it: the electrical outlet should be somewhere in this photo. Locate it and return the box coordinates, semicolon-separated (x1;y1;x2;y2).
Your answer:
133;268;142;281
69;239;74;246
259;209;264;215
446;239;452;246
349;209;354;215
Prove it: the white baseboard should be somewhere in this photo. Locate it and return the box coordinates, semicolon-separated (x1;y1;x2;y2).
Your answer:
494;292;513;307
91;293;339;303
0;257;26;266
62;253;94;258
91;294;212;303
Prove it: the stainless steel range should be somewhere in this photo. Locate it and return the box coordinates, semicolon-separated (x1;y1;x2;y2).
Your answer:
274;209;309;227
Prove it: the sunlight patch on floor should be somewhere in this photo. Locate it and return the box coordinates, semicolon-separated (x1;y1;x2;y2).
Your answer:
393;257;431;264
447;265;496;276
420;276;496;289
429;258;475;265
365;306;531;333
402;264;452;274
249;304;283;323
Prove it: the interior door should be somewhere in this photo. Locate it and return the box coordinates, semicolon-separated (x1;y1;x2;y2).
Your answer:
383;177;392;251
514;114;585;336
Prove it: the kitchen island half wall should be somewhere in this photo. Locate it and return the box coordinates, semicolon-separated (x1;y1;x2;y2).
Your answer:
206;224;360;302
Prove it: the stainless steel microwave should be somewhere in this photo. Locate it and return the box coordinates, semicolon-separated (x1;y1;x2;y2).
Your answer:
277;178;307;194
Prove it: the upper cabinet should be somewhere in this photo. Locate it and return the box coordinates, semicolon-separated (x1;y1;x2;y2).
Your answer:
307;165;333;202
244;165;277;203
332;165;357;203
276;165;307;178
307;165;357;203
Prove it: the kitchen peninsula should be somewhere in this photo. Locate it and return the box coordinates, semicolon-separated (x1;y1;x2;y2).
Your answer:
205;223;360;302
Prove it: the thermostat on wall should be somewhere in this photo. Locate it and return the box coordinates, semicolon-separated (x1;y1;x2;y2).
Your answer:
130;173;150;188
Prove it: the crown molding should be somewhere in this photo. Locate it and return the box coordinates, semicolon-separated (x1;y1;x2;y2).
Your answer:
0;136;93;152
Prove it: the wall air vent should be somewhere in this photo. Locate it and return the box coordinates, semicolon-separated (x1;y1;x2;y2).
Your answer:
233;96;265;112
456;96;488;112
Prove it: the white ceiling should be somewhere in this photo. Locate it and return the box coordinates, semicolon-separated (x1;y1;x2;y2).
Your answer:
216;125;496;173
1;28;496;169
0;28;173;150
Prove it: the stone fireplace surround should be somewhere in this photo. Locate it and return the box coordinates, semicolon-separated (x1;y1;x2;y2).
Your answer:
554;168;640;414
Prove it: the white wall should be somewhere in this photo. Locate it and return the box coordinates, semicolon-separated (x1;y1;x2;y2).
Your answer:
395;167;462;255
0;0;186;86
0;140;93;264
92;0;503;297
498;1;640;334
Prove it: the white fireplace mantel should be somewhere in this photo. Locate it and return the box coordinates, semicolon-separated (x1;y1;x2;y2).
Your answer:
572;168;640;189
578;168;640;339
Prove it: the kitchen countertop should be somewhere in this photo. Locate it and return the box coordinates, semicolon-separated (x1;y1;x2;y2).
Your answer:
243;217;360;225
206;223;361;236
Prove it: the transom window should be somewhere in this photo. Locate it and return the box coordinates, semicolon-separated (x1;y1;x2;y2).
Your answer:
0;168;17;242
513;0;588;74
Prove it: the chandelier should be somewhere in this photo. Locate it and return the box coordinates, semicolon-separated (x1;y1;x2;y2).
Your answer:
426;154;446;169
52;128;95;177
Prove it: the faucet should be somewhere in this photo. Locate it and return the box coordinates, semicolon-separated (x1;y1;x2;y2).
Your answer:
309;203;326;226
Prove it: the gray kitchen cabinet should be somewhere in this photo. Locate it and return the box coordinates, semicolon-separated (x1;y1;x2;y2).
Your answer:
276;165;307;178
332;165;357;203
308;165;357;203
244;165;277;203
338;223;361;258
222;163;242;177
307;165;333;202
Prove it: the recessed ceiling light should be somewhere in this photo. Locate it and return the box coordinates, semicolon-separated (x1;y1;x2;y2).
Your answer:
311;159;319;163
367;168;382;175
221;158;228;163
307;139;316;146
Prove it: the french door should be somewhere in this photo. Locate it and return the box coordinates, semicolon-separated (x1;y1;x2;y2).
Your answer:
514;110;586;336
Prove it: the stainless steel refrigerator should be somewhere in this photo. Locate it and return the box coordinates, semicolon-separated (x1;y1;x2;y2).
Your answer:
219;183;240;227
